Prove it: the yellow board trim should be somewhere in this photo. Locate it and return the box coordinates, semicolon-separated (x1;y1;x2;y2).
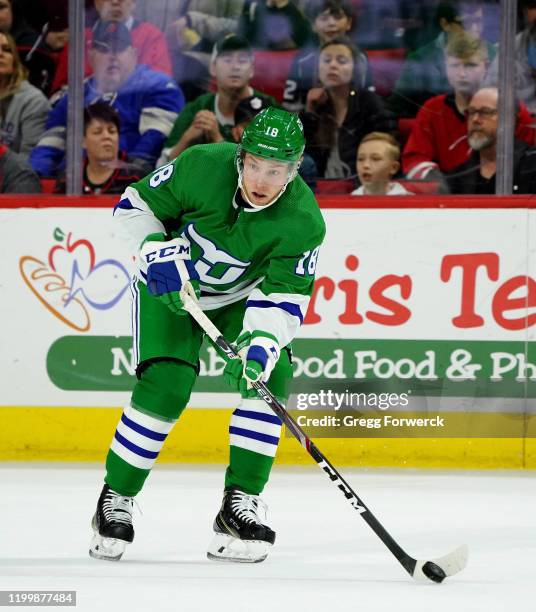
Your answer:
1;406;534;468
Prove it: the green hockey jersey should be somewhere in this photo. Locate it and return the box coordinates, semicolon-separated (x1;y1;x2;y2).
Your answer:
114;142;325;348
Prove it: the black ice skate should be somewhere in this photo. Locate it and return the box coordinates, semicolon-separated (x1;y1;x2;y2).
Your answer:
89;484;134;561
207;488;275;563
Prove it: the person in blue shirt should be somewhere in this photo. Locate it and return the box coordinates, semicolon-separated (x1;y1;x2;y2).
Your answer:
30;20;184;177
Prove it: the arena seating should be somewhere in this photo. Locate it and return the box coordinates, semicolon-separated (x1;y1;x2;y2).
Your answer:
250;49;299;103
365;48;406;98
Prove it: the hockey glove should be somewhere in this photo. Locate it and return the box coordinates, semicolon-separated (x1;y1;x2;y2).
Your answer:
224;331;280;398
140;232;200;316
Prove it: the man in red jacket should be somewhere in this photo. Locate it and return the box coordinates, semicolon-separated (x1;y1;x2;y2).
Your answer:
50;0;172;93
402;32;536;182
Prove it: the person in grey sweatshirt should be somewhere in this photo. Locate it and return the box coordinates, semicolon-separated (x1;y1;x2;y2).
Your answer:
0;142;41;193
0;31;50;160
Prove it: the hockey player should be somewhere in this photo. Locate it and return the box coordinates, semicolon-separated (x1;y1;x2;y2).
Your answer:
89;107;325;563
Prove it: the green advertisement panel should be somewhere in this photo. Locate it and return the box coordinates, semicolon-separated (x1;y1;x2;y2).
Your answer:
47;335;536;399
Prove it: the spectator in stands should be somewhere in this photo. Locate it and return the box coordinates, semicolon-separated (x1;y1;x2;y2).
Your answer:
54;103;142;194
402;33;488;180
162;34;274;162
50;0;173;94
484;18;536;114
30;21;184;177
166;1;244;59
404;33;536;182
127;1;244;101
0;140;40;192
283;0;372;113
1;0;38;47
352;132;413;195
389;1;496;118
301;37;396;178
0;32;49;159
16;15;67;97
165;1;245;100
519;0;536;29
39;24;68;56
239;0;312;51
446;87;536;194
397;0;447;53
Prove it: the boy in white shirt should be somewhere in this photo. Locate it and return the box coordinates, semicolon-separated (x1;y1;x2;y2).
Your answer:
352;132;413;195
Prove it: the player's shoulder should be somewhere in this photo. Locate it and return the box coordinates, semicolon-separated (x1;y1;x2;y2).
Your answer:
279;177;325;242
172;142;237;185
179;142;237;166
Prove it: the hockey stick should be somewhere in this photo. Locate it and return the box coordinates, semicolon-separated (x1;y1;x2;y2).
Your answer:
182;293;468;583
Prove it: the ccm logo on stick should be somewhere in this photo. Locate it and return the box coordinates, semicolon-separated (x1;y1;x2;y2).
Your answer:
319;460;367;513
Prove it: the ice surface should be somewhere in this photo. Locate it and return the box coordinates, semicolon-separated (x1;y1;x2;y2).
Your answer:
0;464;533;612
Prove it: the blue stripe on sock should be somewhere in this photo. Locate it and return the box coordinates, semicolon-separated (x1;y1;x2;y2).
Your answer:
115;430;159;459
229;426;280;446
121;413;167;442
234;409;282;426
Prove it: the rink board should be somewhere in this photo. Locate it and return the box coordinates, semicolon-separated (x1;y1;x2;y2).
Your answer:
2;196;536;467
1;406;535;468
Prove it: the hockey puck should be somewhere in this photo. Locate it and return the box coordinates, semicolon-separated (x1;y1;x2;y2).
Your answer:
421;561;447;583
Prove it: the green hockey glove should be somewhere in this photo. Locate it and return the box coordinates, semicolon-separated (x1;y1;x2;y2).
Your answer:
223;331;280;398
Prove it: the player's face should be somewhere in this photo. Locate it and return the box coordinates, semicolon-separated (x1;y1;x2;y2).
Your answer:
241;153;290;206
90;45;137;92
94;0;135;22
318;44;354;88
0;33;14;77
313;10;352;43
356;140;399;193
212;51;253;91
83;118;119;163
445;54;487;96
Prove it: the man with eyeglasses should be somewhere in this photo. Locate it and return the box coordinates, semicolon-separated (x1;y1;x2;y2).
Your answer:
446;87;536;194
402;32;536;182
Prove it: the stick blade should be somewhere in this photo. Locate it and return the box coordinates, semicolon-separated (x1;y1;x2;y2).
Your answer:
412;544;468;583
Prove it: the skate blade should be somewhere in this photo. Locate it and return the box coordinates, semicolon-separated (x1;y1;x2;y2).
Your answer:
207;532;271;563
89;532;128;561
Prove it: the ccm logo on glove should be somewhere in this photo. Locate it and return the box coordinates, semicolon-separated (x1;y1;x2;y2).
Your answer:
143;240;191;264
